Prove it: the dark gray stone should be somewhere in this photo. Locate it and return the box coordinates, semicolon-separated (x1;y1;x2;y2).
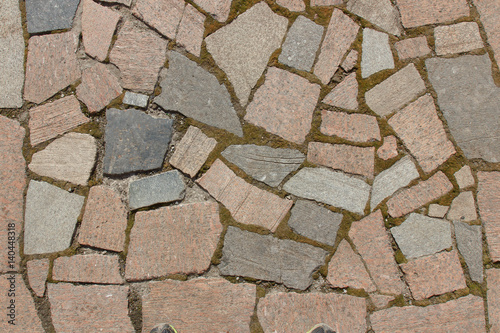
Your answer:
220;226;328;290
154;52;243;136
221;144;305;187
129;170;186;210
103;109;173;175
454;221;483;283
26;0;80;34
426;55;500;162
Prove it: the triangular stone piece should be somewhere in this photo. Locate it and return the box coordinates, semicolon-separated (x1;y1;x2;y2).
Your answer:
323;72;358;110
346;0;402;36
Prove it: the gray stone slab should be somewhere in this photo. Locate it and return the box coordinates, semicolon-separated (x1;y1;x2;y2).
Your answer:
103;109;173;175
391;213;452;259
24;181;84;255
361;28;394;78
346;0;402;36
221;144;305;187
123;91;148;108
454;221;483;283
129;170;186;210
154;52;243;137
278;16;324;72
283;167;371;215
26;0;80;34
287;200;342;246
220;226;328;290
426;55;500;162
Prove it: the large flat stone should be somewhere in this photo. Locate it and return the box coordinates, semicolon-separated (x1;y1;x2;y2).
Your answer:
129;170;185;210
26;0;80;33
53;254;123;284
132;0;184;40
487;269;500;332
474;0;500;67
435;22;483;56
396;0;469;28
27;259;49;297
322;72;359;110
448;191;478;222
454;221;483;282
477;172;500;261
320;110;380;143
361;28;394;78
346;0;402;36
192;0;231;22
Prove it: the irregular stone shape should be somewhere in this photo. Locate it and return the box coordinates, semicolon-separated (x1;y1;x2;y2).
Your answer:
455;165;475;189
24;32;80;104
377;135;398;160
320;110;380;143
258;292;367;333
314;9;359;84
283;167;371;215
487;269;500;331
155;52;242;136
308;142;375;178
365;63;426;117
277;0;305;11
477;172;500;261
287;200;342;245
221;144;305;187
371;295;486;332
103;108;173;175
29;133;97;186
176;4;205;56
279;16;324;71
370;156;419;210
397;0;469;28
123;91;148;108
244;67;320;144
349;210;406;295
327;240;376;292
109;21;167;92
474;0;500;67
27;259;49;297
341;49;358;71
141;278;255;332
48;283;134;332
205;2;288;104
454;221;483;282
170;126;217;177
311;0;343;5
428;204;449;218
100;0;131;6
0;0;24;108
323;73;358;110
426;55;500;162
447;191;478;222
197;159;293;231
387;171;453;218
361;28;395;78
391;213;452;259
24;181;84;255
435;22;483;56
26;0;80;33
82;0;121;61
395;36;431;60
129;170;185;210
400;250;467;300
220;226;327;290
192;0;231;22
346;0;402;36
371;294;394;309
132;0;184;40
53;254;123;284
126;202;222;281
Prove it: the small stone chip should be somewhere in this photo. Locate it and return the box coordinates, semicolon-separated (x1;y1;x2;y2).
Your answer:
454;165;475;189
129;170;186;210
341;50;358;71
123;91;149;108
27;259;50;297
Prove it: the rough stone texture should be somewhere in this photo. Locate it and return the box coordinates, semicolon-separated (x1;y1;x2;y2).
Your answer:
371;295;486;332
126;202;222;281
341;49;358;71
220;226;328;290
53;254;123;284
487;269;500;332
349;210;405;295
428;204;449;218
101;0;131;5
387;171;454;218
388;94;456;173
371;294;394;309
29;133;97;186
320;110;380;143
435;22;483;56
391;213;452;259
276;0;305;11
397;0;469;28
314;9;359;84
109;21;167;92
426;55;500;162
123;91;148;108
477;172;500;261
24;32;80;104
155;52;242;136
323;73;358;110
27;259;49;297
103;108;173;175
129;170;185;210
287;200;342;246
370;156;419;210
222;144;305;187
48;283;134;332
197;159;293;231
24;181;84;255
365;63;426;117
447;191;478;222
205;2;288;104
132;0;184;40
455;165;475;189
474;0;500;67
26;0;80;34
327;240;376;292
395;36;431;60
141;278;256;333
454;221;483;282
279;16;324;71
308;142;375;178
361;28;395;78
284;167;370;215
176;4;205;56
400;250;467;300
258;292;367;333
346;0;402;36
192;0;232;22
244;67;320;144
377;135;398;160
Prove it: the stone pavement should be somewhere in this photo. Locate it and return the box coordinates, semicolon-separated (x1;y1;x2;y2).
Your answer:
1;0;500;332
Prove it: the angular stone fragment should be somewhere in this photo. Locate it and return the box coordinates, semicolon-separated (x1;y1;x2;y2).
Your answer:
101;0;131;5
123;91;148;108
435;22;483;56
454;165;475;189
371;294;394;309
323;73;358;110
395;36;431;60
155;52;242;136
220;226;327;290
141;278;255;332
205;2;288;104
454;221;483;282
244;67;320;144
26;0;80;34
447;191;478;222
258;292;367;333
276;0;305;11
377;135;398;160
311;0;343;5
197;159;293;231
24;181;84;255
346;0;402;36
288;200;342;246
428;204;449;218
176;4;205;56
192;0;231;22
129;170;185;210
341;50;358;71
474;0;500;67
361;29;394;78
53;254;123;284
279;16;324;71
221;144;305;187
27;259;49;297
133;0;184;40
397;0;469;28
477;172;500;261
320;110;380;143
487;269;500;331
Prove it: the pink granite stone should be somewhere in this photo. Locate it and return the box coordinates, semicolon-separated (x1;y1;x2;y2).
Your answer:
323;72;358;110
477;172;500;261
27;259;49;297
341;49;358;71
276;0;306;11
474;0;500;67
370;294;395;309
176;4;205;56
53;254;123;284
311;0;343;6
395;36;431;60
320;110;380;143
377;135;398;160
192;0;232;22
487;269;500;332
434;22;484;55
397;0;469;28
76;63;122;113
132;0;185;40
